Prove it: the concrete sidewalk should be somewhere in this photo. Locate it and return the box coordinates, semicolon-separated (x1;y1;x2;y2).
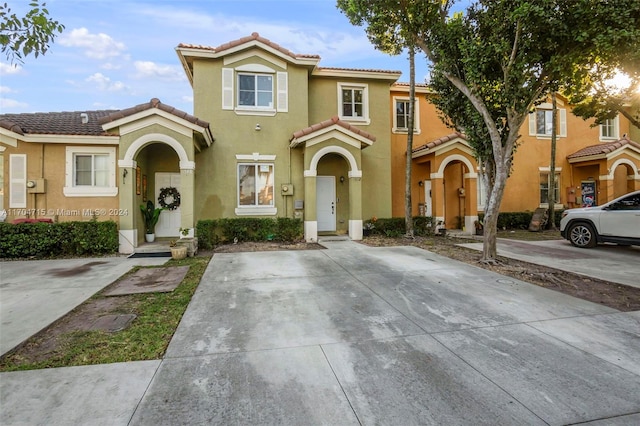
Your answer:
1;242;639;425
459;238;640;288
0;256;168;356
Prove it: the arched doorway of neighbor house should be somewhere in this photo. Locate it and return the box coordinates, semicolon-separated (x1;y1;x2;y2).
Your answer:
137;142;181;238
443;160;468;230
316;153;350;234
612;161;636;198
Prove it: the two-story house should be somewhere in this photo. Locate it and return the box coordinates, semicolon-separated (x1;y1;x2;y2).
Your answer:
1;33;400;252
390;83;640;230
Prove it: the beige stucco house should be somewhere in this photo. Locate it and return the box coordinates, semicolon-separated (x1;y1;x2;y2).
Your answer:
1;33;400;253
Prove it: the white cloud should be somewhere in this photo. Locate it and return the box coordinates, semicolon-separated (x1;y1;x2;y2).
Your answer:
0;97;28;110
1;86;15;94
59;28;127;60
182;95;193;103
133;61;185;81
86;73;127;92
0;63;23;76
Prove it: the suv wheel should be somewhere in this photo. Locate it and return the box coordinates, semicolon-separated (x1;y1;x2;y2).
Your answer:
568;222;597;248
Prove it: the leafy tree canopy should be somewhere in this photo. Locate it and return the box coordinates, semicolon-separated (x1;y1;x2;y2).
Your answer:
0;1;64;64
338;0;640;261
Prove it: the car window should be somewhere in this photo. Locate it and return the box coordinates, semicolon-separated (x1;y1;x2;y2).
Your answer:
609;194;640;211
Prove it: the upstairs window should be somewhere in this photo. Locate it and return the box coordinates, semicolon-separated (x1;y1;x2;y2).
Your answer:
528;104;567;138
600;117;619;140
238;73;273;109
536;109;554;136
393;97;420;133
222;67;287;114
338;82;369;123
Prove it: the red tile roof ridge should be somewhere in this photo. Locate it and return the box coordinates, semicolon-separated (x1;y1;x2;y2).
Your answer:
291;115;375;142
98;98;209;128
178;33;320;60
318;66;402;74
413;131;466;152
567;136;640;159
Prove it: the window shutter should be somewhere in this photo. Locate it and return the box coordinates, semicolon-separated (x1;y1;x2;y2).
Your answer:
222;68;234;110
528;113;536;136
558;108;567;137
9;154;27;208
276;72;288;112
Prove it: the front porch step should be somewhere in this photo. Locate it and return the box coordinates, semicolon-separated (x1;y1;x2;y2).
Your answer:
317;235;351;242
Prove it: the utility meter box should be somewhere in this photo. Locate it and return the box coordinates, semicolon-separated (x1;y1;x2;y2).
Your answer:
294;199;304;210
27;178;46;194
281;184;293;196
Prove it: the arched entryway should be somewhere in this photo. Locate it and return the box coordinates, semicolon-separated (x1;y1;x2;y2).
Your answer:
316;153;350;234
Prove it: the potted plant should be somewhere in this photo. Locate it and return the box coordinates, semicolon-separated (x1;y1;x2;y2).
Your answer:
169;240;187;260
363;216;377;237
140;200;163;243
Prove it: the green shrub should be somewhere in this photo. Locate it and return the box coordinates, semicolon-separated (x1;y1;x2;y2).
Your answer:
364;216;435;237
478;210;564;230
0;221;118;259
196;217;303;249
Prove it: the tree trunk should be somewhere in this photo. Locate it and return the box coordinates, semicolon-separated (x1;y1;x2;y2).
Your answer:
548;92;558;230
405;47;416;237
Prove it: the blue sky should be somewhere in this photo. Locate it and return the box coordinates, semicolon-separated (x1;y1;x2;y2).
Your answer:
1;0;441;115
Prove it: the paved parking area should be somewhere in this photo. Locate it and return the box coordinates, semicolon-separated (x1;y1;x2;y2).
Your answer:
459;238;640;288
2;242;639;425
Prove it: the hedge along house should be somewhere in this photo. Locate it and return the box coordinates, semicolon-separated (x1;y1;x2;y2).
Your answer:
176;33;400;242
390;84;640;228
0;101;214;254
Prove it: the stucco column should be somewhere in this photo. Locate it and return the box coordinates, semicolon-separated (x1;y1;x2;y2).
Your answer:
464;174;478;233
348;172;363;240
180;167;195;237
303;172;317;242
117;160;137;253
599;162;612;204
430;175;445;226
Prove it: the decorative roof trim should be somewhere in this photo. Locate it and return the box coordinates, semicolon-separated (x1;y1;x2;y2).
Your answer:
290;116;376;148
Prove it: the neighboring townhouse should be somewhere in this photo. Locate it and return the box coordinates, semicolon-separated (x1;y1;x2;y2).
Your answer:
1;33;400;252
390;83;640;230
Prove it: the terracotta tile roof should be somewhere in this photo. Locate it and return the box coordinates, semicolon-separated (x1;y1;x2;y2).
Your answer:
567;137;640;159
98;98;210;128
178;32;320;60
412;132;467;153
317;66;402;75
290;116;376;143
0;110;116;136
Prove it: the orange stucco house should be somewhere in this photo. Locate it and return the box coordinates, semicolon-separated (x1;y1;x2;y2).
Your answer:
390;83;640;230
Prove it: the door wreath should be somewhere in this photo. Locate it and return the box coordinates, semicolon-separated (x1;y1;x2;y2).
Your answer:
158;187;181;210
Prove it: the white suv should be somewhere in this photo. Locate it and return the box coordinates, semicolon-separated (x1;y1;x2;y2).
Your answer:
560;190;640;248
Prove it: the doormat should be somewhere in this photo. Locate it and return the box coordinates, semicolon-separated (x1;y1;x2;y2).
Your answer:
127;252;171;258
103;266;189;296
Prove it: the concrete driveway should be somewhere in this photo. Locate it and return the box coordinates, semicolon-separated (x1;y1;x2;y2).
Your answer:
459;238;640;288
1;242;639;425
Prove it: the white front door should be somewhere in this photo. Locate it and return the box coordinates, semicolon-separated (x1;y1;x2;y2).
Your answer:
155;172;181;237
317;176;336;232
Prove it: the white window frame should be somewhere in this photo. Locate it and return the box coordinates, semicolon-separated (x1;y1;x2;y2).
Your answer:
237;72;274;111
538;167;562;209
9;153;27;208
528;103;567;138
338;82;370;124
392;96;420;134
599;116;619;141
64;146;118;197
223;66;286;116
235;161;277;216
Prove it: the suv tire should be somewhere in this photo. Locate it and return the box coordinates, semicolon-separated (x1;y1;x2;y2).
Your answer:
568;222;597;248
